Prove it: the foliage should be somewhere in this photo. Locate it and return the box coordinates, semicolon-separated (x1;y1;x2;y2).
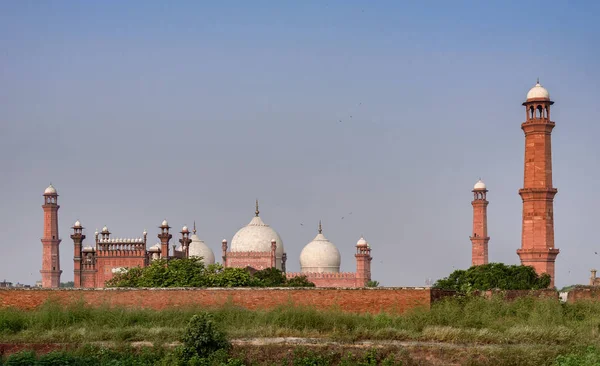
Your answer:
285;275;316;287
366;280;380;288
106;258;314;288
433;263;551;293
179;313;231;361
252;267;287;286
554;346;600;366
59;281;75;288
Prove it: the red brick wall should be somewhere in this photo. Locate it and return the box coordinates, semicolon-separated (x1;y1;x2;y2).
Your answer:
0;288;446;314
566;287;600;303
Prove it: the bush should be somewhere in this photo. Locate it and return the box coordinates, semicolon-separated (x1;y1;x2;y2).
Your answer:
180;313;231;361
107;259;315;288
434;263;551;293
554;346;600;366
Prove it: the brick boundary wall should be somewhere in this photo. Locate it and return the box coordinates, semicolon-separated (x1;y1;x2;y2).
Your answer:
0;288;454;314
566;287;600;303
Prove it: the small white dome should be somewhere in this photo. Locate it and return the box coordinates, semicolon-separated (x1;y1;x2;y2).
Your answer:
44;184;57;195
474;179;486;190
143;230;147;236
189;234;215;265
300;230;341;273
102;226;109;233
148;244;161;252
357;236;368;246
161;219;169;227
230;215;284;270
182;225;189;233
94;230;99;235
526;81;550;100
82;246;95;252
74;220;81;228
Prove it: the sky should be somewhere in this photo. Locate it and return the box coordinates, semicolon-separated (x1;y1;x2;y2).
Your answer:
1;1;599;289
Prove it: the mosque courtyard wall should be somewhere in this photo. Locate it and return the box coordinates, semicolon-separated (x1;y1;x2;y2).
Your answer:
0;287;450;314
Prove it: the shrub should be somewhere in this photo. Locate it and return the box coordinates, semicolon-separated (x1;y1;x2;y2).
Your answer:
434;263;551;293
180;313;231;361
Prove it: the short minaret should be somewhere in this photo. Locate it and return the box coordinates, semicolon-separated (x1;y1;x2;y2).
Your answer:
517;79;559;287
221;239;228;266
470;179;490;266
179;225;191;258
41;184;62;288
158;219;172;259
355;236;372;287
71;220;85;288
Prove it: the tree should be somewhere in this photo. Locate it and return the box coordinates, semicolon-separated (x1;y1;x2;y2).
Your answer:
105;258;315;288
284;275;316;287
433;263;551;293
59;281;74;288
366;280;380;288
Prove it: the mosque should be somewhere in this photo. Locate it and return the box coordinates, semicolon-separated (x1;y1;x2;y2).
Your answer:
41;186;372;288
40;80;560;288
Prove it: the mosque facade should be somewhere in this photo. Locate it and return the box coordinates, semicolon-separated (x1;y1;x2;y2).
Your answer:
41;189;372;288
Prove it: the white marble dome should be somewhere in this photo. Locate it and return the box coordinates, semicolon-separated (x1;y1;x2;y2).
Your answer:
230;215;284;270
44;184;57;195
74;220;81;228
161;219;169;227
356;236;368;247
300;228;341;273
474;179;486;190
189;233;215;265
526;81;550;100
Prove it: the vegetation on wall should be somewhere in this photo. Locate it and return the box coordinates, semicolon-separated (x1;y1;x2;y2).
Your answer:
105;258;315;288
433;263;551;293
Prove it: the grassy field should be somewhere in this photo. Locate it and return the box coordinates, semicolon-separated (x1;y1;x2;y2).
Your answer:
2;295;600;364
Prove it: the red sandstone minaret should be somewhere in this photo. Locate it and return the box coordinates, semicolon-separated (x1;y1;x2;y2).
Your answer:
158;219;172;259
517;79;559;287
355;236;372;287
71;220;85;288
470;179;489;266
41;184;62;288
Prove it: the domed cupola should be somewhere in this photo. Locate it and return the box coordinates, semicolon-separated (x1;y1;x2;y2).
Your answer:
526;78;550;101
230;200;284;269
189;222;215;265
300;221;341;273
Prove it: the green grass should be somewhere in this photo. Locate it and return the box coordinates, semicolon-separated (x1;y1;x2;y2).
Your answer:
2;295;600;348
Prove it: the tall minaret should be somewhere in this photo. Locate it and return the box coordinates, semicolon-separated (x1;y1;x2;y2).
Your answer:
470;179;489;266
41;184;62;288
517;79;559;287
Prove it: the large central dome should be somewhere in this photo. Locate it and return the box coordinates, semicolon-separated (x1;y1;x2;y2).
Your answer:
230;202;284;269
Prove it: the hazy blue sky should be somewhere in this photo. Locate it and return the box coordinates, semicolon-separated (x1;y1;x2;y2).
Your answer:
1;1;599;288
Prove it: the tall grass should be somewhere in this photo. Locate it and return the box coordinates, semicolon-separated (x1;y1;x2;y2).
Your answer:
2;295;600;346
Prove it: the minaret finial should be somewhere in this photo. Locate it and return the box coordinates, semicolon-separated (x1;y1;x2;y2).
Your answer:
193;221;197;234
318;220;322;234
255;199;259;217
536;77;540;84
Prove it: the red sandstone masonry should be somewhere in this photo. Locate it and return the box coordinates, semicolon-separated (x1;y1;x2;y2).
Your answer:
0;288;450;314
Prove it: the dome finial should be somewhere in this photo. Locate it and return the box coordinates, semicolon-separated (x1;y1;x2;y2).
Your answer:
193;220;197;234
537;77;540;84
255;199;260;217
318;220;322;234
